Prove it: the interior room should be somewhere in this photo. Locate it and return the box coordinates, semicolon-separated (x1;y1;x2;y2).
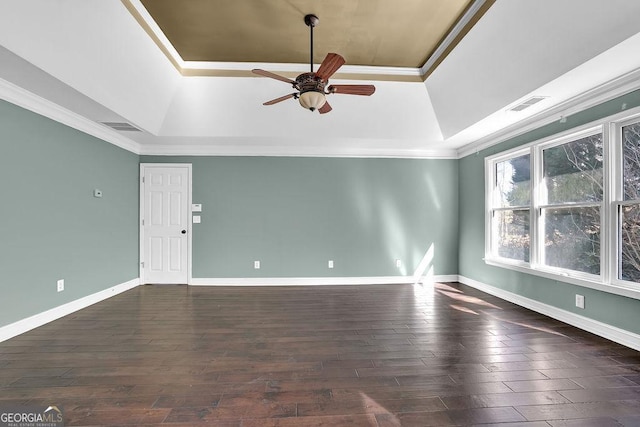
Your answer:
2;0;640;425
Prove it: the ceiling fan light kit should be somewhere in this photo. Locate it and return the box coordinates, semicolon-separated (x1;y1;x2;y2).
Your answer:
298;90;326;111
252;14;375;114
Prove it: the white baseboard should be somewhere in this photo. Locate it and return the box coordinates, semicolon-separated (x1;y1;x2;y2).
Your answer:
0;278;140;343
458;275;640;352
5;274;637;351
428;274;459;283
190;275;457;286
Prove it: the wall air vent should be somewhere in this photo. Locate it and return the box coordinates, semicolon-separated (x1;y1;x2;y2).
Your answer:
100;121;141;132
508;96;547;112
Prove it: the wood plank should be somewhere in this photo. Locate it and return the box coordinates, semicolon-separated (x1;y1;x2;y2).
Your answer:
0;283;639;425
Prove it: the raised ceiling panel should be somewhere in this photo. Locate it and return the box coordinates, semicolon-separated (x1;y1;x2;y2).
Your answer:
427;0;640;139
0;0;181;134
139;0;473;68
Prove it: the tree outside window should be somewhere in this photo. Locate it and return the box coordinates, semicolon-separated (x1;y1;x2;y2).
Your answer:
621;122;640;282
542;134;603;275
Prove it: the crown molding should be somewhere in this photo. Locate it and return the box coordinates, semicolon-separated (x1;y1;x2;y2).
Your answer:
184;61;422;76
420;0;495;80
0;77;142;154
121;0;184;71
182;62;423;82
138;142;458;160
456;66;640;158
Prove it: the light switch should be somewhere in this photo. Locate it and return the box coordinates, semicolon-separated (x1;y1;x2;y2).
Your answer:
193;215;201;224
192;203;202;212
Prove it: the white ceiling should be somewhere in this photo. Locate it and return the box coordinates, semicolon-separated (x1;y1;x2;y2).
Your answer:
1;0;640;158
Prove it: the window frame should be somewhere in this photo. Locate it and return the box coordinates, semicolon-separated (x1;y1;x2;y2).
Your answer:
534;127;605;281
611;113;640;289
485;106;640;300
486;149;532;268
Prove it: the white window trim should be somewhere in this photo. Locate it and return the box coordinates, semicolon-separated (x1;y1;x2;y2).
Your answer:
611;112;640;290
485;106;640;301
484;147;531;264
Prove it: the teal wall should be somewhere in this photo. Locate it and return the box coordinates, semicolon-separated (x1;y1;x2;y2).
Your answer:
4;84;640;342
459;89;640;334
0;100;139;327
141;156;459;279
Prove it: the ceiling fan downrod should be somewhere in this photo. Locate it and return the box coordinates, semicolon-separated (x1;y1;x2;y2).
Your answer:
304;14;319;73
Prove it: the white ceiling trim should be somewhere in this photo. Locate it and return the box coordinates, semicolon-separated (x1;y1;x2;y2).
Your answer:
420;0;490;76
138;142;458;159
124;0;185;67
183;61;422;78
456;66;640;158
0;76;141;154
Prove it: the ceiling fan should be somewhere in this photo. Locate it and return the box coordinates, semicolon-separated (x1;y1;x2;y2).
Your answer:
252;14;376;114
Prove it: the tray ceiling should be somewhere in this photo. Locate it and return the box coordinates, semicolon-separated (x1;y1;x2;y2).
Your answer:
1;0;640;158
139;0;474;68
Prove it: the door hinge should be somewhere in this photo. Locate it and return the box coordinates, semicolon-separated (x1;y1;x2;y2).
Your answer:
142;219;145;226
140;262;144;268
142;176;145;183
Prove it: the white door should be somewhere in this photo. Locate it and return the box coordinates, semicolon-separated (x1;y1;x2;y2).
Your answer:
141;165;191;284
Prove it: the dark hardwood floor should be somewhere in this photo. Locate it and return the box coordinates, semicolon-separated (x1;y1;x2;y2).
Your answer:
1;282;640;426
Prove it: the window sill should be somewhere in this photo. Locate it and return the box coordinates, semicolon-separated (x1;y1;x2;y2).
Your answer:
484;257;640;301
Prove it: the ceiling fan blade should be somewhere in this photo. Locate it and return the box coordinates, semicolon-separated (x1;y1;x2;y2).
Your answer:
263;93;297;106
318;101;332;114
315;53;345;81
252;69;296;85
328;85;376;96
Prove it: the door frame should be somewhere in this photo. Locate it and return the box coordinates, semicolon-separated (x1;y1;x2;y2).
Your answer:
139;163;193;285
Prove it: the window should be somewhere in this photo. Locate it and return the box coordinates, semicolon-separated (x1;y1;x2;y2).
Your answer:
540;134;603;276
619;121;640;282
489;153;531;263
485;109;640;296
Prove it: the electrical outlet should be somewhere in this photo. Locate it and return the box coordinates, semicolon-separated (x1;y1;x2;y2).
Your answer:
575;294;585;309
57;279;64;292
254;260;260;269
328;260;334;269
395;259;402;268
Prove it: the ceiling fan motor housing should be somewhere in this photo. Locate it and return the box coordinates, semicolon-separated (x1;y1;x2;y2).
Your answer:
296;73;326;93
296;73;327;111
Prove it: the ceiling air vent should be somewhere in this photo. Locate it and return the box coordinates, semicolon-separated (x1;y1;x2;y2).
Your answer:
100;121;141;132
508;96;547;112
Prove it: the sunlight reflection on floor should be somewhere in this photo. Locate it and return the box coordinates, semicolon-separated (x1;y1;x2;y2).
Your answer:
437;289;502;309
358;391;399;426
449;304;479;315
484;312;568;337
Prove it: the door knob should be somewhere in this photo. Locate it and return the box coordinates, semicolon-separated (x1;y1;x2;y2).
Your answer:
181;230;186;234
